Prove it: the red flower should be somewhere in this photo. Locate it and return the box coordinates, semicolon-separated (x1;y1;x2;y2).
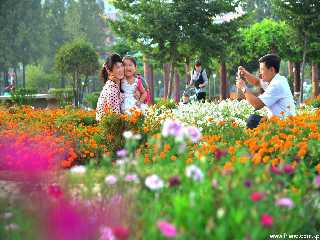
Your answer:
112;226;129;240
260;214;273;227
251;192;264;202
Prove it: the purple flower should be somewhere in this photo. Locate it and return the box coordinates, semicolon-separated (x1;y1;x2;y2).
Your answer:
185;165;204;182
214;148;227;160
145;174;164;191
314;175;320;188
105;175;117;185
275;197;294;208
157;220;177;238
169;176;181;187
244;180;252;188
162;120;184;140
185;126;201;143
116;149;128;158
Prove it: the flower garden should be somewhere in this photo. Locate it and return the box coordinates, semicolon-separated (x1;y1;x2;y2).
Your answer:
0;99;320;240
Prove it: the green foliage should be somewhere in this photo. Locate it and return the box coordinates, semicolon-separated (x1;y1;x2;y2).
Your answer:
240;19;291;60
98;112;127;158
84;92;100;109
11;88;37;106
26;64;59;91
48;88;74;107
156;98;177;109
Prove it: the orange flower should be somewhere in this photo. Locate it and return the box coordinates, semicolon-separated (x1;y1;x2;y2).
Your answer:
316;163;320;174
228;146;235;155
224;162;233;171
170;155;177;161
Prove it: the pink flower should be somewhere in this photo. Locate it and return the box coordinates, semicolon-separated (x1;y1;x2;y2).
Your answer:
48;184;64;199
251;192;264;202
260;214;273;227
283;164;295;174
157;220;177;238
270;165;281;175
275;197;294;208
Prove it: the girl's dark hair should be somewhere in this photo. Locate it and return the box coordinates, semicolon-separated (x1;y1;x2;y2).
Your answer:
122;55;137;67
99;53;123;83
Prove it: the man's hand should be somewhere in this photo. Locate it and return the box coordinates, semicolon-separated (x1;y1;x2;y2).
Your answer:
236;79;247;91
198;83;205;88
238;66;251;81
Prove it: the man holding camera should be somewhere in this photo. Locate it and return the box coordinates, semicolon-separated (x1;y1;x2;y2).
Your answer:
236;54;296;129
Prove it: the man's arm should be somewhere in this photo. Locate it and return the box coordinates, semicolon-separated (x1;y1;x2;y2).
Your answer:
244;90;265;109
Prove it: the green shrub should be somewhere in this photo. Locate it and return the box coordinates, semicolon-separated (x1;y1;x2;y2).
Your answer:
84;92;100;109
156;98;177;109
48;88;74;107
11;88;37;105
98;112;127;158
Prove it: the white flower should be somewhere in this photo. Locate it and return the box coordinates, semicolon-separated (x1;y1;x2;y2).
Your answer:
4;223;19;231
99;226;116;240
133;134;142;140
185;165;204;182
145;174;164;191
123;131;133;139
1;212;13;220
105;175;117;185
217;208;225;219
70;165;86;174
92;183;101;194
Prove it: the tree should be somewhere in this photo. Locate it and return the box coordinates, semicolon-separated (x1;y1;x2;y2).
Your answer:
55;39;99;107
240;19;291;58
110;0;240;100
272;0;320;102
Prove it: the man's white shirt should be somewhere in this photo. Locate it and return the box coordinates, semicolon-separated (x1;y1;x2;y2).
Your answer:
258;74;296;118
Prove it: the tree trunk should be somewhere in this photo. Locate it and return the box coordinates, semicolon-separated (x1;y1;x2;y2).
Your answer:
14;68;17;89
60;75;65;88
293;62;301;100
73;72;78;107
149;64;154;104
143;56;154;103
22;63;26;88
4;70;9;87
163;63;170;99
168;62;175;99
174;70;180;103
288;61;294;81
220;61;228;100
300;33;308;103
185;57;191;86
312;62;319;98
